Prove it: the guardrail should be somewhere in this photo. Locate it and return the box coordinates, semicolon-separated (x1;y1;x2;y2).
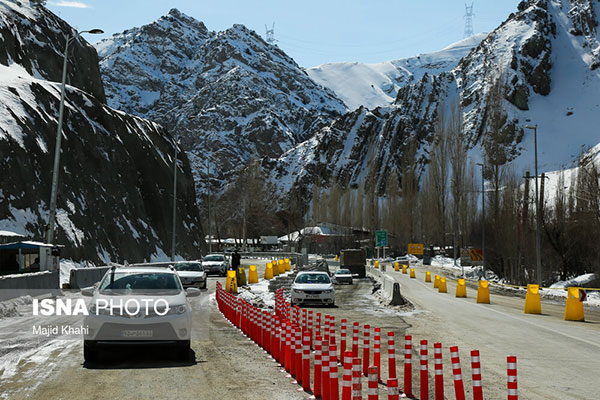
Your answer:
0;270;60;301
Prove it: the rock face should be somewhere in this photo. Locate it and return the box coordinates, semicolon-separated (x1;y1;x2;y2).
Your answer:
270;0;600;200
96;10;347;193
0;0;204;263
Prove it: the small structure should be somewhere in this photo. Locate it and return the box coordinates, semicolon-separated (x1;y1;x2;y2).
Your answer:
0;234;61;275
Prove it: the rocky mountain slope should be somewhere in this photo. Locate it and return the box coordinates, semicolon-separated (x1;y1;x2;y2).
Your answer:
271;0;600;199
306;33;487;110
0;0;204;263
96;9;347;193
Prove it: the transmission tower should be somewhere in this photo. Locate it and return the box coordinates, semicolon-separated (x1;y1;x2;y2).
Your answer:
265;22;277;45
464;3;474;38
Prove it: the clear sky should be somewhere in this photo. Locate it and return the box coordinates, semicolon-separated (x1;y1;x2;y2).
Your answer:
46;0;522;67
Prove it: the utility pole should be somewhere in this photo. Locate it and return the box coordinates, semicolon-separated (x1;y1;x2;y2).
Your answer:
171;139;180;262
265;22;277;45
525;125;542;287
477;162;486;274
464;3;474;38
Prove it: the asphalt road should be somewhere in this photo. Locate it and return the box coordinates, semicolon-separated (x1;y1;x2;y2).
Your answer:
380;261;600;399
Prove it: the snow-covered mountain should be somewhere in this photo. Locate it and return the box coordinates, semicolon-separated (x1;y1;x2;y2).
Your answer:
96;9;347;194
0;0;204;263
271;0;600;199
306;33;487;110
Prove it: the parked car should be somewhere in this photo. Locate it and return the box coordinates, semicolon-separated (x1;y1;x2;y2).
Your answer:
202;254;229;276
130;261;206;289
290;271;335;307
333;268;353;285
82;266;201;362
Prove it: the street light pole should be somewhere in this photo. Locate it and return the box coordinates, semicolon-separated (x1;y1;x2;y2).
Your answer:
525;125;542;286
46;29;103;245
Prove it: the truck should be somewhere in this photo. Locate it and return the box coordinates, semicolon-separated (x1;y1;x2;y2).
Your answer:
340;248;366;278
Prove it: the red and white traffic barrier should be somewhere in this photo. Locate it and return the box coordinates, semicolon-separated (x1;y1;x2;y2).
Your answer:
420;339;429;400
302;331;311;392
352;322;360;358
284;323;292;373
434;342;444;400
450;345;465;400
290;326;298;379
330;343;340;400
342;351;353;400
294;326;303;384
471;350;483;400
368;366;379;400
341;319;348;360
314;334;323;399
352;357;362;400
363;324;371;376
329;315;336;347
404;335;413;397
387;332;396;380
374;328;381;382
387;378;399;400
322;337;331;400
507;355;518;400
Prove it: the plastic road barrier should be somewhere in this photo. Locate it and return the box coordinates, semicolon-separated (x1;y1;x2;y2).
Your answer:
450;346;465;400
477;280;490;304
456;278;467;298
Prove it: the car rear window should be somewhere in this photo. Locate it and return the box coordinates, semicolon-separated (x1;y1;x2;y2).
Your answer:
337;269;351;274
174;263;203;271
295;273;330;284
204;255;224;262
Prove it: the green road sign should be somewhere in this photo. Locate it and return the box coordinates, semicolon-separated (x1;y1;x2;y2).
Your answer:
375;230;388;247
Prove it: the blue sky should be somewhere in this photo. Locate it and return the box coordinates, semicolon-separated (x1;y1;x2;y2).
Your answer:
47;0;522;67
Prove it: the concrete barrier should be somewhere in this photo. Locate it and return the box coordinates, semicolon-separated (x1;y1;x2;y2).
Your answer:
0;270;60;301
69;267;110;289
367;264;403;305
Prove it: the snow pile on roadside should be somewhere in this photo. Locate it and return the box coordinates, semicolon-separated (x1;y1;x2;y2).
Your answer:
237;279;275;309
0;295;32;319
545;273;600;306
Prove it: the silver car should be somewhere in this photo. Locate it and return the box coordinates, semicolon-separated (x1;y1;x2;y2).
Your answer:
82;266;201;362
134;261;207;289
333;268;353;285
290;271;335;307
202;254;229;276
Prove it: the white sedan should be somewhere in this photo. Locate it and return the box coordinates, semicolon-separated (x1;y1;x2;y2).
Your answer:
290;271;335;307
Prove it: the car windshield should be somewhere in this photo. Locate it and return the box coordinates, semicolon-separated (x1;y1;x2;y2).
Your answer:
204;255;224;262
99;272;182;295
336;269;351;274
295;273;330;284
174;263;203;271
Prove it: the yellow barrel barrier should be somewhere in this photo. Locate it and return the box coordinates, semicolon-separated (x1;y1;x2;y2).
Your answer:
564;287;585;321
226;270;238;294
409;268;416;278
272;260;280;277
374;260;379;269
456;278;467;298
248;265;258;284
264;263;274;280
272;260;278;272
477;280;490;304
425;271;432;282
524;284;541;314
335;254;339;261
237;267;247;286
394;262;400;271
438;277;448;293
284;258;291;272
433;275;440;288
402;264;408;274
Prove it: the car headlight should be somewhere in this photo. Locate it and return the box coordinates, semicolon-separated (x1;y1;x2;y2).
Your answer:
167;304;187;315
88;302;113;316
323;289;333;293
293;289;304;293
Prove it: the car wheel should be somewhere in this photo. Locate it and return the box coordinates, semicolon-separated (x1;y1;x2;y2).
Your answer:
178;341;191;361
83;342;98;363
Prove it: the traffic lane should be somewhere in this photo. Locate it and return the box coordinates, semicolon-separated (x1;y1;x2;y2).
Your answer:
5;278;304;400
386;265;600;399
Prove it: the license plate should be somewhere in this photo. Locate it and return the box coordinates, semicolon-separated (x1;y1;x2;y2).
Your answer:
120;330;153;338
307;294;320;298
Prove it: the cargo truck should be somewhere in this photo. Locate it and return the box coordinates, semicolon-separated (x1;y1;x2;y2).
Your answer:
340;248;366;278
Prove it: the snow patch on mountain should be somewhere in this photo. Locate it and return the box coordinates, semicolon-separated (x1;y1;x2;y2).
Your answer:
306;33;487;110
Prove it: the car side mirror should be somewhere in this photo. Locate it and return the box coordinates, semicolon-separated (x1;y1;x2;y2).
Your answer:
81;287;94;297
186;288;202;297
